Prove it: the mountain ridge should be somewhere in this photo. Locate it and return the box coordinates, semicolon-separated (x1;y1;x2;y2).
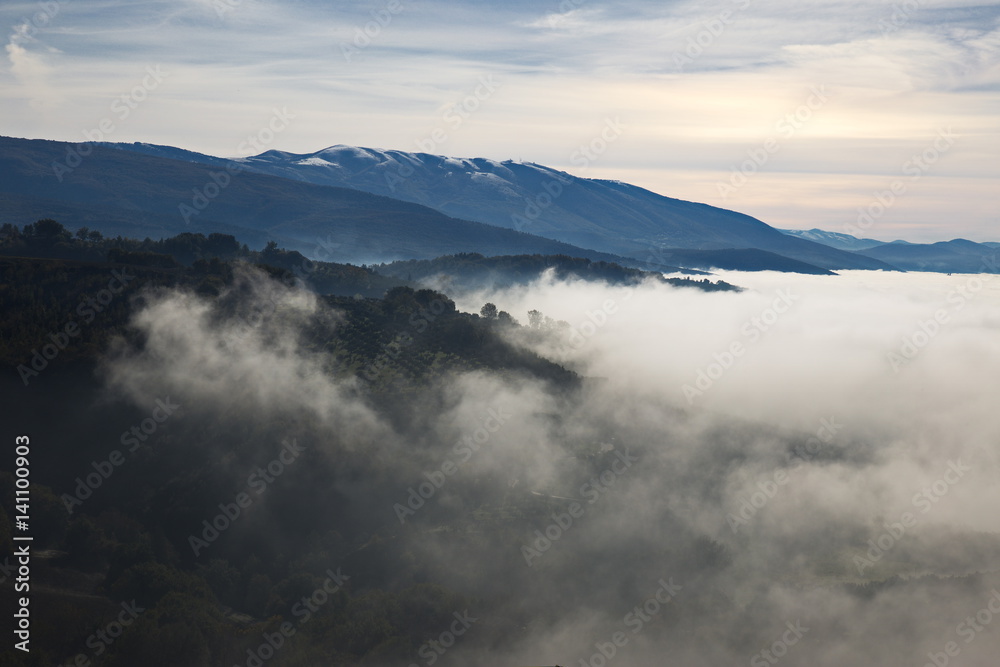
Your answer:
0;136;686;271
97;140;896;272
780;227;1000;273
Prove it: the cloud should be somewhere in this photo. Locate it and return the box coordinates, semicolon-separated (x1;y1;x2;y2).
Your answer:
4;22;62;110
521;7;607;32
96;261;1000;665
100;266;386;446
431;267;1000;664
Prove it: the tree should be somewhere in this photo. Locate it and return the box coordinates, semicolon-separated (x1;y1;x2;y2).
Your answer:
0;223;22;245
480;302;498;320
497;310;519;326
206;233;240;257
27;218;72;244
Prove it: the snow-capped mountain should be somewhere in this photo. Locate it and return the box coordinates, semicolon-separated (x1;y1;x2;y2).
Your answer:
779;228;887;252
85;140;898;271
219;145;890;271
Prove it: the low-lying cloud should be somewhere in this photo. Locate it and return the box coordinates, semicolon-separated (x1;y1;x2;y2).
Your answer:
100;265;1000;666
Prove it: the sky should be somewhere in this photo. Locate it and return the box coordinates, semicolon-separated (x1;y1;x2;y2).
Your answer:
2;0;998;242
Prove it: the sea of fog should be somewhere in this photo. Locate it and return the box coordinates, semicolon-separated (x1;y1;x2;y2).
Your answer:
105;267;1000;666
445;269;1000;665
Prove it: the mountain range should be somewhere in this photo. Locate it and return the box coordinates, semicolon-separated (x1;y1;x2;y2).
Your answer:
780;228;887;252
781;228;999;273
0;135;995;275
0;136;650;267
101;141;893;272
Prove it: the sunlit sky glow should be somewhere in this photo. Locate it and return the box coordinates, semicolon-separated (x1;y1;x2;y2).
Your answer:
2;0;998;242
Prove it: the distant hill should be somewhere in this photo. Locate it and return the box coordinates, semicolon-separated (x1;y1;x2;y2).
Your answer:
3;223;719;299
376;253;740;293
780;228;887;252
99;141;897;272
649;248;836;275
0;136;667;269
0;221;406;298
856;238;1000;273
0;250;579;388
780;228;1000;274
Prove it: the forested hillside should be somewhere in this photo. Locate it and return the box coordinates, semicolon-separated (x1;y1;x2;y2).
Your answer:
1;227;586;666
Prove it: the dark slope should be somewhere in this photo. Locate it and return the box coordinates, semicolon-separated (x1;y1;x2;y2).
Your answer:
376;253;741;292
652;248;836;275
0;136;662;267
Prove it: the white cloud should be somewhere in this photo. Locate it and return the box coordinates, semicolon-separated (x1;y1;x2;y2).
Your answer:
98;264;1000;665
4;24;62;110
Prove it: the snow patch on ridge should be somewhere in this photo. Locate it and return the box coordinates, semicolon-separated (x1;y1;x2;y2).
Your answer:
470;171;519;197
296;157;335;167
